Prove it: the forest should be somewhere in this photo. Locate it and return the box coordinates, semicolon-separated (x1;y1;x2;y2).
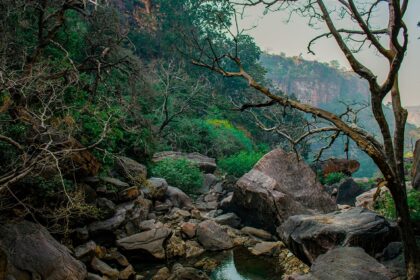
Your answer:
0;0;419;280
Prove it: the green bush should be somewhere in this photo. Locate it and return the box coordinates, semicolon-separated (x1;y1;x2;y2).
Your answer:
219;151;265;178
322;172;347;185
376;189;420;222
151;158;203;194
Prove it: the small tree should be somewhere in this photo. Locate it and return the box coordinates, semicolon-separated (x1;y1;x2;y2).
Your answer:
192;0;420;278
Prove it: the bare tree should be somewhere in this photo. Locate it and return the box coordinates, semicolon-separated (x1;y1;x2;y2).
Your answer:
192;0;420;278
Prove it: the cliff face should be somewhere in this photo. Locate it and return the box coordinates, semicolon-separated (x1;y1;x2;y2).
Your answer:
260;54;370;110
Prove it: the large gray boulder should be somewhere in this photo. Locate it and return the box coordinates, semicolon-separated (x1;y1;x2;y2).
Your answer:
116;227;172;259
278;207;399;264
166;186;193;209
286;247;394;280
328;178;364;206
196;220;234;251
0;221;87;280
152;151;217;173
228;149;336;233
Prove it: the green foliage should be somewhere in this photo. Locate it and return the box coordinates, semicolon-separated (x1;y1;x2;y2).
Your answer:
376;190;420;222
151;159;203;194
321;172;347;185
218;151;265;177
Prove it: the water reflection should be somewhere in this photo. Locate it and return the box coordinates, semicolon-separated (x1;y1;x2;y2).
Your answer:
210;248;282;280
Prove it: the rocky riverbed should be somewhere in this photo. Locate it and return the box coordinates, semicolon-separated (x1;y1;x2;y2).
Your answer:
0;149;409;280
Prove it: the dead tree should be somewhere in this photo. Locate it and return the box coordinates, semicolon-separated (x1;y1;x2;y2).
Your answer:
192;0;420;278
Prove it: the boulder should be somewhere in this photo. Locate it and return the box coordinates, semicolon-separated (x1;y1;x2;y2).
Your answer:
152;151;217;173
213;213;241;228
166;186;193;209
118;186;140;202
185;241;205;258
250;241;284;256
116;227;172;259
196;220;234;251
0;221;87;280
241;226;273;241
289;247;394;280
328;178;364;205
230;149;336;233
115;156;147;185
90;257;119;280
144;177;169;200
197;173;220;194
412;140;420;190
278;207;399;264
181;222;197;239
312;158;360;176
100;176;130;189
74;240;96;261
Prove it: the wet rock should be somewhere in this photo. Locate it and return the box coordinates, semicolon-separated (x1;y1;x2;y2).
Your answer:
152;151;217;173
241;226;273;241
75;240;96;261
169;263;209;280
166;186;193;209
185;241;205;258
292;247;394;280
196;220;234;251
116;227;172;259
181;222;197;239
166;234;186;258
230;149;336;233
145;178;169;201
213;212;241;228
328;178;364;205
115;156;147;185
0;221;87;280
91;257;119;279
278;207;399;264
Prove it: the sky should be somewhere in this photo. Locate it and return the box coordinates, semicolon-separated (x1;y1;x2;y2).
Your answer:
238;1;420;106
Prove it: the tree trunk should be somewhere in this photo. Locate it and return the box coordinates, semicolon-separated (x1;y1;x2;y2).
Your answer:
388;181;420;280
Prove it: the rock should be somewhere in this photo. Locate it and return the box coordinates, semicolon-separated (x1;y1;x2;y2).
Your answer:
379;242;403;262
213;213;241;228
86;273;104;280
278;207;399;264
73;226;89;243
166;186;193;209
198;173;219;194
181;222;197;239
154;200;173;212
100;176;130;189
145;178;169;201
412;140;420;190
167;208;191;221
169;263;209;280
152;151;217;173
116;227;172;259
119;265;136;280
166;234;186;258
230;149;336;233
75;240;96;261
196;220;234;251
194;257;219;272
138;219;160;231
250;241;284;256
91;257;119;280
78;183;97;203
103;248;130;267
115;156;147;185
329;178;364;205
241;226;273;241
301;247;395;280
96;197;116;218
118;186;140;202
219;192;233;210
185;241;205;258
279;248;310;276
152;267;171;280
0;221;87;280
312;158;360;176
355;187;377;210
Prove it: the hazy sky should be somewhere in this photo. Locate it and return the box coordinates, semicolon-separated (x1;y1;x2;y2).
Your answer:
239;1;420;106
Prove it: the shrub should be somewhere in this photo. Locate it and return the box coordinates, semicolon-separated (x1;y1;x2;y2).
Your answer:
376;189;420;222
219;151;265;178
151;158;203;194
322;172;347;185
